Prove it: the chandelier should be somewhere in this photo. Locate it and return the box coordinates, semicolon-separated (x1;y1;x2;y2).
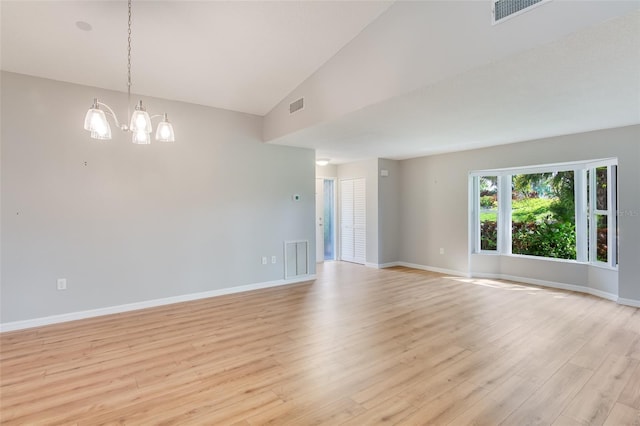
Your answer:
83;0;175;144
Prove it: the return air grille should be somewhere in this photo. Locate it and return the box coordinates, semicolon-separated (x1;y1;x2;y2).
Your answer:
284;240;308;279
289;98;304;114
493;0;545;23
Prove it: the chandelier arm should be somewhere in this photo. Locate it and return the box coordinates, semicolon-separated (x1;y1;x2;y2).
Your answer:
97;101;127;130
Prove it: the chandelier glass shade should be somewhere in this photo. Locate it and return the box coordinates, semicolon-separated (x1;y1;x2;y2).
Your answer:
84;0;175;143
83;101;111;138
156;114;176;142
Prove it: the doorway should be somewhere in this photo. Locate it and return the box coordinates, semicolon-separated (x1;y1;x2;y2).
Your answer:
315;178;336;263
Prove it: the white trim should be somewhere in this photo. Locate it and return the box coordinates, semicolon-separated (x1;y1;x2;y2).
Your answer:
502;253;586;265
370;261;418;269
498;175;511;254
327;177;338;262
588;261;619;272
471;272;618;302
365;262;380;269
575;169;588;262
469;157;618;177
316;177;338;263
378;261;401;268
589;166;597;263
617;298;640;308
609;165;618;267
468;177;476;266
0;275;316;333
395;262;470;278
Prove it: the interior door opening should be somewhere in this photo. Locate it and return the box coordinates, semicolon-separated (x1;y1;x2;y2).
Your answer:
323;179;336;261
316;178;336;262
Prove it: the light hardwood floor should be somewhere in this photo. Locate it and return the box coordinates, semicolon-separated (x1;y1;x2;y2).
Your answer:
1;262;639;425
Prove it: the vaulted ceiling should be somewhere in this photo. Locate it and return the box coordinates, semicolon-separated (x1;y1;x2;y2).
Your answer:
2;1;639;163
1;0;392;115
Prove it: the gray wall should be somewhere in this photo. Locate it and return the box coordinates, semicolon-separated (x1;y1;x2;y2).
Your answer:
378;159;400;265
321;158;400;267
399;125;640;301
1;72;315;323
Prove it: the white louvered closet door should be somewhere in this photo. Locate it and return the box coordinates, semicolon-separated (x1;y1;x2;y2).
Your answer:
340;179;355;263
340;178;366;265
353;178;366;264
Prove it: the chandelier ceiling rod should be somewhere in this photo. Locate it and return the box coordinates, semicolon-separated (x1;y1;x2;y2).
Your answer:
127;0;132;125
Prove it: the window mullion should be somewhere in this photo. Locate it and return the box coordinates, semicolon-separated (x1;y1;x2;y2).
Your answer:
499;175;512;255
575;170;588;262
609;166;617;267
589;167;596;263
474;176;480;253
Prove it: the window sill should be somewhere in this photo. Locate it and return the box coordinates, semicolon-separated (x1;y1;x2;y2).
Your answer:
472;252;618;271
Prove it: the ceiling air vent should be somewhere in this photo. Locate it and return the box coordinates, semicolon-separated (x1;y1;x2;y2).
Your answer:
289;98;304;114
493;0;548;24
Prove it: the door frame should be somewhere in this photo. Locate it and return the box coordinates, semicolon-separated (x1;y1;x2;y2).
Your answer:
317;176;338;262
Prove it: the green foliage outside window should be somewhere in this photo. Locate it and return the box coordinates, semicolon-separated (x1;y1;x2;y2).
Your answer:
479;171;577;259
510;171;576;259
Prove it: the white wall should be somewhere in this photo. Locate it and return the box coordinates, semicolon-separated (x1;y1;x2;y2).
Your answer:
315;164;337;178
398;125;640;303
337;159;378;265
1;72;316;324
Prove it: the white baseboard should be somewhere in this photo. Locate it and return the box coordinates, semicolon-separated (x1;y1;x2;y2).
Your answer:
617;298;640;308
0;275;316;333
394;261;470;278
362;262;403;269
375;262;634;307
471;272;619;302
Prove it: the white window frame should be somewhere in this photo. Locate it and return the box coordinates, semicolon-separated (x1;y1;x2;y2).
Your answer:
470;158;617;268
588;164;617;268
475;175;502;254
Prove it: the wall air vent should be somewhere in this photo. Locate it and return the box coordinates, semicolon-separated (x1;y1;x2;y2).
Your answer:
493;0;548;24
289;97;304;114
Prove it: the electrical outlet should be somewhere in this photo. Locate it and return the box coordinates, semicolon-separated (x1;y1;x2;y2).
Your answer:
439;248;445;255
261;256;267;265
57;278;67;290
271;256;276;264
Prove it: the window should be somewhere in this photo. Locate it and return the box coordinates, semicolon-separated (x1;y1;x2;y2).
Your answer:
511;171;576;260
479;176;498;251
471;159;617;267
589;165;617;266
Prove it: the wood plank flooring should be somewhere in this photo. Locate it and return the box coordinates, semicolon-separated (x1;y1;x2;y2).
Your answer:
1;262;639;425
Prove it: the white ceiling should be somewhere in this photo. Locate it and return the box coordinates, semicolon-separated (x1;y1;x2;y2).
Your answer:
2;1;639;163
0;0;392;115
273;8;640;162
